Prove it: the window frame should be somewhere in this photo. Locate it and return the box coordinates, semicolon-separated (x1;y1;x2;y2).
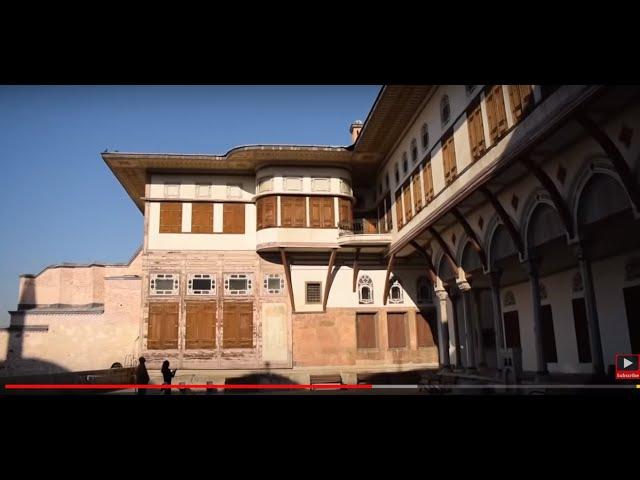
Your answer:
224;273;253;296
305;281;322;304
150;273;179;296
187;273;216;296
263;273;285;295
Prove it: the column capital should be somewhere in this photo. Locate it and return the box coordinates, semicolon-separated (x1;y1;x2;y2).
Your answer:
435;289;449;301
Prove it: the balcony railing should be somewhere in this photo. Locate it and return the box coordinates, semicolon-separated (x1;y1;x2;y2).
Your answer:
338;218;390;236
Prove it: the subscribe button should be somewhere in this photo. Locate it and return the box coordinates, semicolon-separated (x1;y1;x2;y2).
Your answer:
615;354;640;380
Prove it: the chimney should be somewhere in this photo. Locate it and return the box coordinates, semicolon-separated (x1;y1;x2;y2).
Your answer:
350;120;363;143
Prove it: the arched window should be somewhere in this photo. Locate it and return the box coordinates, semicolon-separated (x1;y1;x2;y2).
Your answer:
411;139;418;163
421;123;429;150
572;272;584;293
503;290;516;307
358;275;374;304
416;276;431;303
402;152;408;174
394;163;400;185
440;95;450;126
388;278;404;304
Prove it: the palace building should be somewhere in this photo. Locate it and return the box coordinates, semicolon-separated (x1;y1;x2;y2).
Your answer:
2;85;639;384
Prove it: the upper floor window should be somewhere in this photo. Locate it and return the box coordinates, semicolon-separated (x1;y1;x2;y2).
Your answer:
263;273;284;295
150;273;179;296
385;173;390;190
312;177;330;192
402;152;409;174
442;135;457;186
222;203;245;234
187;273;216;295
339;179;352;195
421;123;429;150
164;182;180;198
226;184;242;199
388;278;404;304
508;85;534;123
411;139;418;164
394;164;400;185
224;273;252;296
257;176;273;193
485;85;508;144
305;282;322;304
467;102;486;161
284;177;303;191
358;275;374;304
440;95;451;126
195;183;211;198
417;276;432;303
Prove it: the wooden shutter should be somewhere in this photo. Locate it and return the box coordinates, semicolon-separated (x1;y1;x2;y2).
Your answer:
416;310;437;347
467;103;486;160
387;312;407;348
223;301;253;348
309;197;322;228
281;196;306;227
486;85;508;144
395;190;404;229
148;302;179;349
185;302;216;349
321;197;334;228
256;196;276;230
540;305;558;363
385;194;393;232
412;171;423;213
508;85;534;123
422;162;434;203
223;203;245;233
191;203;213;233
442;136;457;185
503;311;521;348
356;313;377;348
572;298;592;363
159;203;182;233
403;181;412;222
339;198;352;226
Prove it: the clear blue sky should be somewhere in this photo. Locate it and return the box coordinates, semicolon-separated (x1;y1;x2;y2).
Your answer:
0;85;380;326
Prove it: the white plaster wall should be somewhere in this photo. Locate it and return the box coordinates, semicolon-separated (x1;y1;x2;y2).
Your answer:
149;174;255;200
256;227;339;247
255;166;352;197
147;202;257;251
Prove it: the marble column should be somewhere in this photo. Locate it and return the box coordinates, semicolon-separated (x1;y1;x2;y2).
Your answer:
574;243;605;376
447;287;463;369
472;288;487;368
523;257;547;377
488;270;505;371
435;288;451;370
458;281;477;371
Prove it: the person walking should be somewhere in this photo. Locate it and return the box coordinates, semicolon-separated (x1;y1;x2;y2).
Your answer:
161;360;177;394
135;356;150;395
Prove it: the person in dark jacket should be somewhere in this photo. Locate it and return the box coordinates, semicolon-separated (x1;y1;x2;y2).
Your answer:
135;357;150;395
161;360;177;394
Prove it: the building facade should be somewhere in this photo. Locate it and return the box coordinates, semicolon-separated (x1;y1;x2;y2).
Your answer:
2;85;639;383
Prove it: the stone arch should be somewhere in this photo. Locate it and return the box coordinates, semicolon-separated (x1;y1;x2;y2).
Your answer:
524;202;567;254
575;171;634;231
488;223;518;269
437;250;457;283
569;160;636;233
460;240;484;274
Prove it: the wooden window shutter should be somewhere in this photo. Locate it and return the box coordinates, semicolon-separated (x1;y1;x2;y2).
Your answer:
387;312;407;348
191;203;213;233
395;190;404;229
412;171;423;213
281;196;293;227
281;196;306;227
423;161;434;202
356;313;377;348
148;302;179;349
416;310;437;347
385;194;393;232
186;302;216;349
321;197;334;228
403;181;412;221
223;301;253;348
159;203;182;233
443;136;457;185
256;196;276;230
223;203;245;233
339;198;352;225
493;85;508;137
467;105;486;161
310;197;322;228
508;85;533;123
